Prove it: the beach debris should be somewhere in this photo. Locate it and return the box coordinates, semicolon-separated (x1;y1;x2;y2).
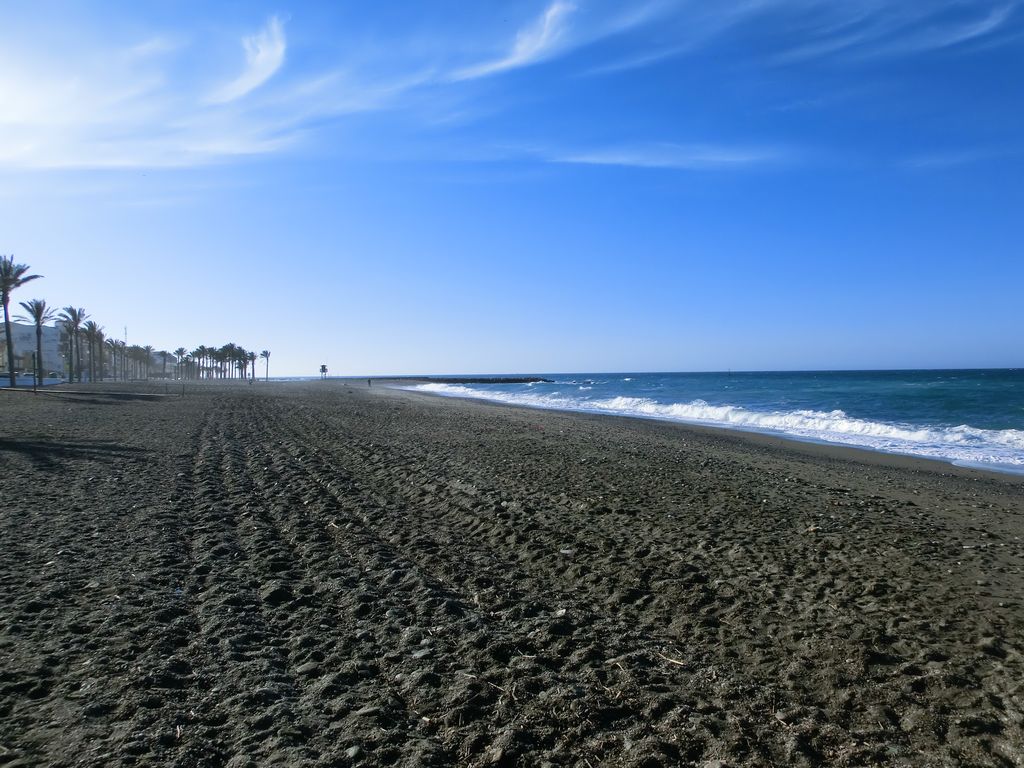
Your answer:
457;670;515;700
656;651;687;667
345;746;362;760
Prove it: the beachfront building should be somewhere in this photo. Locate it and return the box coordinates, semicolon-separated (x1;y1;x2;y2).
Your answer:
0;321;65;381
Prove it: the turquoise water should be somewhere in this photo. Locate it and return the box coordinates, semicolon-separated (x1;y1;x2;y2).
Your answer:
405;369;1024;474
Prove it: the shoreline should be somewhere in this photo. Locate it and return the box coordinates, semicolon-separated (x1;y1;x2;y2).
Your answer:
384;382;1024;484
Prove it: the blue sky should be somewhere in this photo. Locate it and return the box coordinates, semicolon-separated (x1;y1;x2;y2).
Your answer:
1;0;1021;375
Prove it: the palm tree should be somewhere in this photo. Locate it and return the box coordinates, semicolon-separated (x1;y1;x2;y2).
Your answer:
15;299;56;386
236;350;246;380
60;317;73;380
159;350;170;379
205;346;215;378
94;327;105;381
126;345;144;379
59;307;87;383
117;340;127;380
83;320;103;382
143;345;155;379
219;343;237;379
82;321;95;381
260;350;271;382
1;256;42;386
234;347;249;380
105;338;120;381
210;347;223;379
192;346;209;379
122;345;132;379
174;347;188;379
248;351;257;382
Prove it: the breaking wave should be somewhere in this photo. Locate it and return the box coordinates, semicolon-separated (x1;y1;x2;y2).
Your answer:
407;383;1024;472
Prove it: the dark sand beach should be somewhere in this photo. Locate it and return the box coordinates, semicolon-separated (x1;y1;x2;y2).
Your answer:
1;381;1022;767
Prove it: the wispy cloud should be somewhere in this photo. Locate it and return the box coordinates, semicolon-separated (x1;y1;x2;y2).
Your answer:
551;142;785;170
124;37;183;61
582;1;1020;71
208;16;286;103
0;3;654;170
1;2;1019;172
453;2;577;80
0;13;409;169
861;4;1016;58
770;1;1018;63
904;146;1016;169
582;0;766;75
0;51;296;170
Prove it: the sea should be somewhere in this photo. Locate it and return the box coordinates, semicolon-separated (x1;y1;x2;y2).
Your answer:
403;369;1024;475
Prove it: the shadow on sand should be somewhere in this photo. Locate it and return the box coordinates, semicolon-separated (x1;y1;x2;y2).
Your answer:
0;437;152;469
42;391;174;405
2;388;173;405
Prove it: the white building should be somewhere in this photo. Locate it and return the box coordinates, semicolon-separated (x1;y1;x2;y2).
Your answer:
0;321;66;379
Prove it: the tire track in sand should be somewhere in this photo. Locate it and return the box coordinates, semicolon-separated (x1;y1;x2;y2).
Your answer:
177;402;336;765
250;397;773;764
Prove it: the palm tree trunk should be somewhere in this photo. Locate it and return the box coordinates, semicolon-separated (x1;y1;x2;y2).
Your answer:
3;298;15;387
35;325;43;384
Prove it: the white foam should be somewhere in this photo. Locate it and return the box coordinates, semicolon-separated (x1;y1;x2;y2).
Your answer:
405;383;1024;472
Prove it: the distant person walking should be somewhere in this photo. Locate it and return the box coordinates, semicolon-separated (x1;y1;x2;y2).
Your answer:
367;379;372;387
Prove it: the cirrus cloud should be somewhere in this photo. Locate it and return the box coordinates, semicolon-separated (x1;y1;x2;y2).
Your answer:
207;16;286;104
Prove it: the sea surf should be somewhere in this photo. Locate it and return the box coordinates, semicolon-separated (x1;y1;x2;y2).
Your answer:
401;369;1024;475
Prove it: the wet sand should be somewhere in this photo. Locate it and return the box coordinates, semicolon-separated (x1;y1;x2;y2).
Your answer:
1;381;1022;767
